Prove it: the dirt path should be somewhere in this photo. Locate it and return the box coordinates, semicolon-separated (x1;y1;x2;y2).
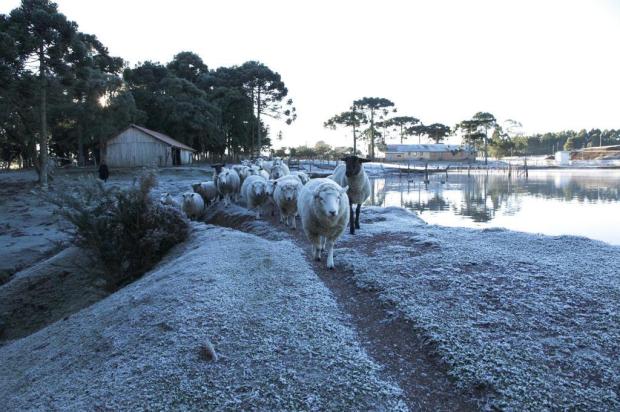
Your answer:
205;203;478;411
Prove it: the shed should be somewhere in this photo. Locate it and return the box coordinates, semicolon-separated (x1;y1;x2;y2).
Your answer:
555;151;571;166
384;144;475;161
104;125;195;167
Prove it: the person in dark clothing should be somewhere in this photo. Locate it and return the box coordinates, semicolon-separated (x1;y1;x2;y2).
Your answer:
98;162;109;182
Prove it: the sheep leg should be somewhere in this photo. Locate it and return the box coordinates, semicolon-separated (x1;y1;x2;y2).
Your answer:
325;239;335;269
349;200;355;235
320;236;326;253
355;204;361;229
255;209;261;220
309;234;321;261
291;214;296;230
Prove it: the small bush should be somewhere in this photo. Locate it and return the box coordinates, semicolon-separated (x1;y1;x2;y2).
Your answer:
47;173;189;289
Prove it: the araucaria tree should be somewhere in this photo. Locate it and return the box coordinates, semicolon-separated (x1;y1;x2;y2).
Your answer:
472;112;496;164
1;1;296;174
6;0;80;188
424;123;451;144
382;116;420;143
238;61;296;156
353;97;395;159
323;107;367;155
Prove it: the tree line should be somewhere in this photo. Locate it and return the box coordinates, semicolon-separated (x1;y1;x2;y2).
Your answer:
325;101;620;161
0;0;295;184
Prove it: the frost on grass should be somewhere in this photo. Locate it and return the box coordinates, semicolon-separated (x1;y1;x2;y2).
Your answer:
0;223;406;410
337;206;620;410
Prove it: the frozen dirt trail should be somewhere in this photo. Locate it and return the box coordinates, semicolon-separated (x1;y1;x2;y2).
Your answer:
205;203;478;411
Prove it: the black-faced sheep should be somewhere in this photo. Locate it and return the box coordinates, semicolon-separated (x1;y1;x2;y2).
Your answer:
330;156;371;235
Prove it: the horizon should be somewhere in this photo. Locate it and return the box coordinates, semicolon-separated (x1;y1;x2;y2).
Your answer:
3;0;620;149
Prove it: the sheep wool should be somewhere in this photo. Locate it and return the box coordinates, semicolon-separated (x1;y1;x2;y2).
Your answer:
181;192;204;220
216;168;241;206
192;181;218;205
274;175;303;229
297;178;349;269
241;175;270;219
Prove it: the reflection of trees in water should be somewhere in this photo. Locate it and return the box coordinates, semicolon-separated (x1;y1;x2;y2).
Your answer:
368;172;620;224
403;192;448;213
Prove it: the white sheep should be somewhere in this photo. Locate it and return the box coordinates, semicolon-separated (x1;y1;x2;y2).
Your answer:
181;192;204;219
297;178;349;269
237;166;251;184
241;175;270;219
216;167;241;206
329;156;371;235
192;181;218;205
233;165;251;185
270;163;290;180
273;175;303;229
160;192;181;209
290;171;310;185
246;165;269;180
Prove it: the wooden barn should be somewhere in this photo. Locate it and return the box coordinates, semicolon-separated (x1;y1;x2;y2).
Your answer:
103;125;195;167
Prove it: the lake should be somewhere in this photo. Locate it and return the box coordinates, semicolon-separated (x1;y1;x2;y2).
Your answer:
366;169;620;245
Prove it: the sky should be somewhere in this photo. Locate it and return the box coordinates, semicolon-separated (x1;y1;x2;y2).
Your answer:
3;0;620;149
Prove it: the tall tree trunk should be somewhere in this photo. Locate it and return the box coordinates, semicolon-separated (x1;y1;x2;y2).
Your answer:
484;126;488;165
353;123;357;156
77;124;85;166
256;87;262;157
39;46;49;189
369;110;375;160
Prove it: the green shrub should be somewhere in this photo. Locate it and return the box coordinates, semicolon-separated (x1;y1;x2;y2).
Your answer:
47;173;189;289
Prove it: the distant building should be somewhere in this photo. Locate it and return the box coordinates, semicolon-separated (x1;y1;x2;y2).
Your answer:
104;125;195;168
555;151;571;166
570;145;620;161
384;144;476;161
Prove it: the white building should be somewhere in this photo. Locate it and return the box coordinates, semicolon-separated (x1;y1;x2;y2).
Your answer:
384;144;476;161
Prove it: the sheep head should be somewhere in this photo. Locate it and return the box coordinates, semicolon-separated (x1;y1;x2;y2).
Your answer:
340;155;370;178
281;183;299;202
313;183;348;220
251;180;267;198
270;165;285;180
211;163;225;174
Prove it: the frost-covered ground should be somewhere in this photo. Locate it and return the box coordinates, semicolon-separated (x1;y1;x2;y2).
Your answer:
2;167;619;410
0;223;406;410
335;207;620;410
0;170;71;283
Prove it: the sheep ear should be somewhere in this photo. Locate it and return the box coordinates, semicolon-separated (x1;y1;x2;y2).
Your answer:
360;158;371;163
342;185;349;192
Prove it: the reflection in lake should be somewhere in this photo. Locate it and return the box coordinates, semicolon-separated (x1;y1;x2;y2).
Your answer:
366;170;620;245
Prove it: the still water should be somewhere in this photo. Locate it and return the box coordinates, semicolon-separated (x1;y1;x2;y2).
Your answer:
366;170;620;245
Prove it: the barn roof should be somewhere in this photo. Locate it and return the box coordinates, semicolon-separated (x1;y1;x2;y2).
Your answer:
386;144;473;153
125;124;196;152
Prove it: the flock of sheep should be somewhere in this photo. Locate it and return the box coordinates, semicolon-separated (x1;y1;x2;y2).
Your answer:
160;156;371;269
